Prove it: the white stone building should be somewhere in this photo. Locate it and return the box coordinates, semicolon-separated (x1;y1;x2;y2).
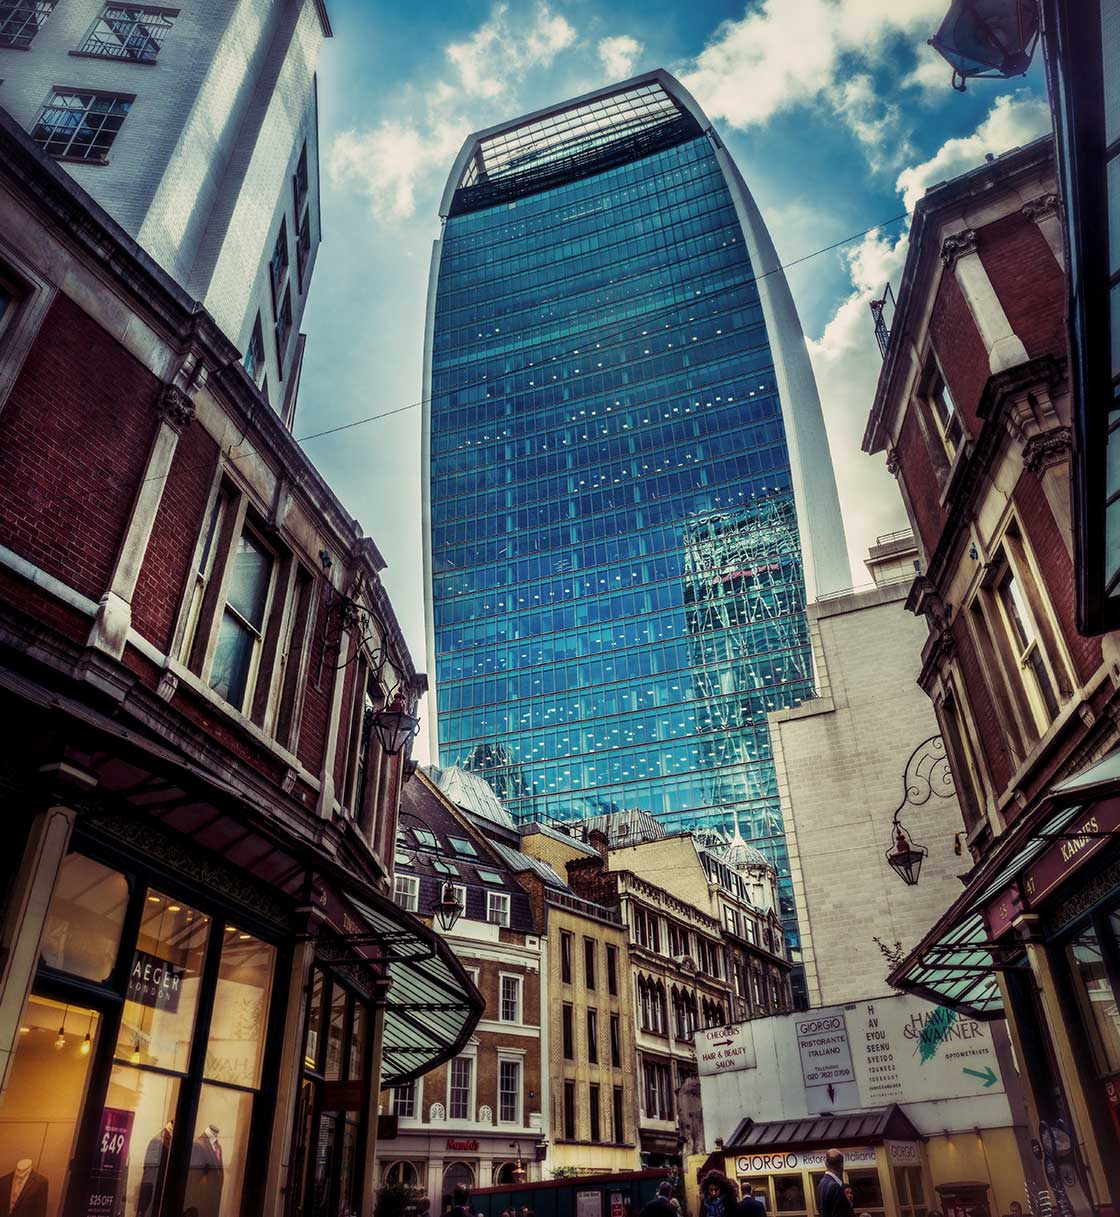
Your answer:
769;535;968;1007
0;0;329;424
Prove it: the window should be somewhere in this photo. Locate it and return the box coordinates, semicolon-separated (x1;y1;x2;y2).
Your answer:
297;209;312;294
476;867;503;884
449;836;478;856
393;874;418;913
563;1079;575;1139
587;1009;598;1063
385;1162;421;1189
606;944;618;995
270;217;289;304
178;491;226;664
612;1085;624;1143
274;282;292;363
562;1003;574;1059
209;528;274;712
448;1056;472;1121
642;1059;672;1119
78;5;175;62
498;1057;521;1123
412;829;437;848
894;1166;925;1217
451;884;468;918
561;930;572;983
32;90;132;162
391;1079;417;1119
244;313;265;384
293;143;309;215
432;858;459;876
589;1083;601;1142
500;974;522;1023
996;564;1061;724
923;358;964;461
486;891;510;927
610;1013;621;1066
634;907;660;952
940;684;987;833
1068;920;1120;1074
774;1175;806;1213
0;0;53;49
584;937;596;989
724;906;740;935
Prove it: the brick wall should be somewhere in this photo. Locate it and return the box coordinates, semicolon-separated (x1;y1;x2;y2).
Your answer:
897;410;945;554
0;294;158;602
132;422;219;652
929;270;990;435
950;615;1015;793
296;591;331;773
979;214;1066;360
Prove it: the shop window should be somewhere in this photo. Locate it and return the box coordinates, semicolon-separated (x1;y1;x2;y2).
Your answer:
40;852;129;983
0;995;101;1217
116;889;209;1073
304;969;324;1070
384;1161;421;1188
493;1162;519;1186
442;1162;474;1200
1068;920;1120;1074
894;1165;927;1217
205;927;275;1090
102;1062;179;1217
324;983;347;1081
775;1175;806;1213
847;1170;884;1216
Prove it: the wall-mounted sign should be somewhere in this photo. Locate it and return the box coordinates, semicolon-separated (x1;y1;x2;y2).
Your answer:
981;882;1023;941
446;1138;479;1152
1023;798;1120;906
697;1023;756;1076
796;1013;854;1089
886;1141;921;1165
576;1191;601;1217
732;1147;877;1173
127;950;184;1012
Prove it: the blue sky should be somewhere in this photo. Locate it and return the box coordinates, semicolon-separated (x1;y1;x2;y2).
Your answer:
296;0;1050;750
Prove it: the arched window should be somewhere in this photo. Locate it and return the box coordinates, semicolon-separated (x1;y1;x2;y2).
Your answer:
385;1161;421;1188
653;982;667;1034
494;1162;518;1185
443;1161;475;1197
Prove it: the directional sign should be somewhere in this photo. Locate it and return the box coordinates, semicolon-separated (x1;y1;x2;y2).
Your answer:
697;1023;757;1076
963;1066;998;1088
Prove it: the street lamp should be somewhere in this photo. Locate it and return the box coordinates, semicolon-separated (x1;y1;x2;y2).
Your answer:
885;820;928;887
373;692;420;757
432;881;464;933
929;0;1040;90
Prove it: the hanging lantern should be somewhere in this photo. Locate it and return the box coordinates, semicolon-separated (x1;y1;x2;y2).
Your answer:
372;692;420;757
432;880;464;933
886;821;928;886
928;0;1040;91
511;1160;527;1185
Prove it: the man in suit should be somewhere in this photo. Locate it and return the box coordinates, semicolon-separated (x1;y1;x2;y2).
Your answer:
735;1183;766;1217
816;1150;854;1217
0;1164;48;1217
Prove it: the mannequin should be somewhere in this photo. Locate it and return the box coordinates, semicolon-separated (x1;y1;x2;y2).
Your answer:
183;1125;223;1217
138;1122;173;1217
0;1159;47;1217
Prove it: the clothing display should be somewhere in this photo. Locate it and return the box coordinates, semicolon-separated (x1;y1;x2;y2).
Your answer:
0;1161;48;1217
137;1124;173;1217
183;1127;223;1217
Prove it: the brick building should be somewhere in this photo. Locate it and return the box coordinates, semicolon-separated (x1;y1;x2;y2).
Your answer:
382;770;546;1203
0;111;479;1217
0;0;330;419
864;134;1120;1213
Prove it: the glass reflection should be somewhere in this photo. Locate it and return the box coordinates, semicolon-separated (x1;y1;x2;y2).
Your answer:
40;853;129;983
205;928;275;1090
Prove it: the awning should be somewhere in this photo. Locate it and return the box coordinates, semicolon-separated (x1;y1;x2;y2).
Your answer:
889;749;1120;1016
726;1104;923;1150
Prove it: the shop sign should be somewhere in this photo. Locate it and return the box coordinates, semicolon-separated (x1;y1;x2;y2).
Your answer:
981;882;1023;940
127;950;184;1012
446;1139;479;1151
886;1141;921;1165
733;1147;876;1173
796;1013;854;1089
697;1023;756;1076
610;1192;625;1217
86;1107;134;1217
1023;798;1120;906
576;1191;601;1217
311;883;382;965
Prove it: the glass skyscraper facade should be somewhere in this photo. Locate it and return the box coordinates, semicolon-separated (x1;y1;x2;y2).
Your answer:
423;73;849;954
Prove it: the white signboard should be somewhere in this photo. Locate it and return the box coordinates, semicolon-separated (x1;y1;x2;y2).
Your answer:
734;1147;877;1173
576;1192;601;1217
796;1012;854;1089
697;1023;757;1076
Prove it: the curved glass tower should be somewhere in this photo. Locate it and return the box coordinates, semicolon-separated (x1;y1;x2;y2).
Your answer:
423;71;849;954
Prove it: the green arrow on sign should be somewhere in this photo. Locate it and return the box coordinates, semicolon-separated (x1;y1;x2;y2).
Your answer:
962;1066;998;1088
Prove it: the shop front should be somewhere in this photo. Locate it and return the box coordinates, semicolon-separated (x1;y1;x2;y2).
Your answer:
0;715;481;1217
892;750;1120;1216
378;1131;544;1209
721;1106;926;1217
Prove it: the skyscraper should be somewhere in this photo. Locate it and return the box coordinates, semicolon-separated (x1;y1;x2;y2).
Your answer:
0;0;330;425
423;71;849;956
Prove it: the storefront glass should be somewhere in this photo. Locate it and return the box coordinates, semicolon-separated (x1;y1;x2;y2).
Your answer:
206;927;275;1089
775;1175;806;1214
848;1169;884;1216
894;1165;927;1217
1067;921;1120;1073
40;854;129;983
0;995;100;1217
102;1064;180;1217
187;1084;254;1217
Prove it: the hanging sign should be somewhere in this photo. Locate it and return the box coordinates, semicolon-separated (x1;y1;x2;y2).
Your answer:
128;950;184;1012
697;1023;756;1076
796;1013;854;1089
86;1107;134;1217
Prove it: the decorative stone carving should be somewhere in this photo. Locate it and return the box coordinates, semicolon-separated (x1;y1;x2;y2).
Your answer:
940;229;979;268
885;446;901;478
429;1103;445;1122
156;671;178;702
1022;193;1059;223
1023;426;1073;475
158;383;196;432
478;1104;493;1125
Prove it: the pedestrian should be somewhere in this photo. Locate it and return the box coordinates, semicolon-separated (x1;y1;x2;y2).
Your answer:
816;1150;854;1217
844;1188;856;1211
519;1208;534;1217
449;1183;472;1217
699;1171;739;1217
736;1182;766;1217
639;1181;676;1217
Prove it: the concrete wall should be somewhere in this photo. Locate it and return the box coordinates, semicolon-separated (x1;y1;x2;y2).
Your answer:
770;582;968;1007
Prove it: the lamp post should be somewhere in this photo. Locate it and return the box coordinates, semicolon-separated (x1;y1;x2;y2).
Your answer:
432;881;464;933
373;692;420;757
885;819;928;887
928;0;1040;90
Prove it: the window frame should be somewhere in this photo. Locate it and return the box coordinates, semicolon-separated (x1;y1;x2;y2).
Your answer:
497;1053;522;1125
393;874;419;913
587;1007;598;1064
31;87;134;163
76;4;178;64
446;1053;474;1122
498;972;522;1023
583;936;596;989
486;891;510;928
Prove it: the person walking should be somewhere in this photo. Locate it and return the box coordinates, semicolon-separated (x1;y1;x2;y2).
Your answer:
699;1172;739;1217
736;1183;766;1217
817;1150;854;1217
640;1182;676;1217
448;1184;472;1217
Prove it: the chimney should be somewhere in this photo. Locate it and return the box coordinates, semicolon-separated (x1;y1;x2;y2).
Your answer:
588;828;609;861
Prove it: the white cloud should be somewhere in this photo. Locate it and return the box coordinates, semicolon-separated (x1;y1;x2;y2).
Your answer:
895;90;1052;211
679;0;944;165
827;73;911;172
598;34;643;81
446;3;577;100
